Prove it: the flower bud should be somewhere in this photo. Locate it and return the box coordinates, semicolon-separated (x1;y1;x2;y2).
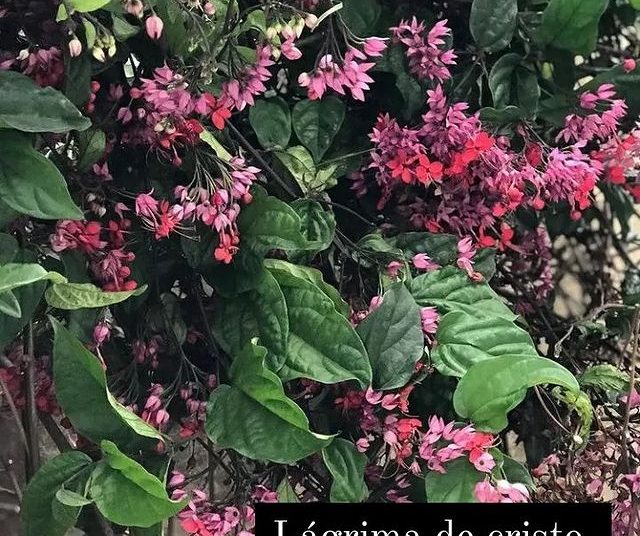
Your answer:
92;47;106;62
305;13;318;29
145;14;164;40
203;2;215;15
68;37;82;57
266;26;277;40
624;58;636;73
271;47;281;61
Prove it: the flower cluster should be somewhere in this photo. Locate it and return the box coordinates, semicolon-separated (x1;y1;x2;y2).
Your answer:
391;19;456;82
134;155;259;263
50;216;138;292
170;472;257;536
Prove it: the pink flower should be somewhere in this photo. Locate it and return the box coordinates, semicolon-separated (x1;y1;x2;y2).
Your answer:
93;322;111;346
281;38;302;60
623;58;636;73
363;37;388;57
420;306;439;335
412;253;439;271
146;15;164;40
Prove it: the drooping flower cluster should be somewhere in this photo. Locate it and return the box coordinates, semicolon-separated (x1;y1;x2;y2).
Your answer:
220;44;276;111
474;479;530;503
118;66;230;163
0;47;64;87
391;19;456;82
50;216;138;292
134;154;259;263
559;84;627;144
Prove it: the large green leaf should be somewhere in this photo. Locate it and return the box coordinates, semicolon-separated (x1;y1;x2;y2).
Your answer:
431;311;538;377
0;133;84;220
409;267;516;321
90;441;185;528
425;458;483;503
356;284;424;390
249;97;291;150
269;268;371;387
290;199;336;257
0;263;65;293
213;269;289;370
0;71;90;133
322;438;369;502
45;282;147;310
51;319;163;450
535;0;608;55
206;343;333;463
22;451;93;536
292;97;345;163
470;0;517;53
453;355;579;431
265;259;349;316
238;192;308;256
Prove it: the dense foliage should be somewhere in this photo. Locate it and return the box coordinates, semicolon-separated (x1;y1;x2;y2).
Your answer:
1;0;640;534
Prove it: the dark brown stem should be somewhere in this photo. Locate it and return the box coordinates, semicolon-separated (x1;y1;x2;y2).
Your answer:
621;306;640;474
23;321;40;478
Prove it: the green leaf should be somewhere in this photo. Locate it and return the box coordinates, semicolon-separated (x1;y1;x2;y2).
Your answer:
206;343;333;463
535;0;608;55
70;0;112;12
489;54;522;109
409;267;516;321
90;441;185;528
290;199;336;256
275;146;317;193
453;355;580;432
264;259;349;316
322;438;369;502
112;16;140;41
238;193;307;256
0;233;18;263
22;451;93;536
269;268;371;387
0;251;45;350
0;263;65;293
388;232;458;265
425;458;483;503
470;0;517;53
516;68;540;117
292;97;345;163
479;105;525;125
55;487;93;507
578;364;630;393
0;71;90;132
51;319;164;450
340;0;381;35
249;98;291;150
357;284;424;390
0;291;21;318
501;455;535;490
276;477;299;502
213;269;289;370
552;387;593;442
76;128;106;171
431;311;538;377
45;282;147;310
0;133;84;220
